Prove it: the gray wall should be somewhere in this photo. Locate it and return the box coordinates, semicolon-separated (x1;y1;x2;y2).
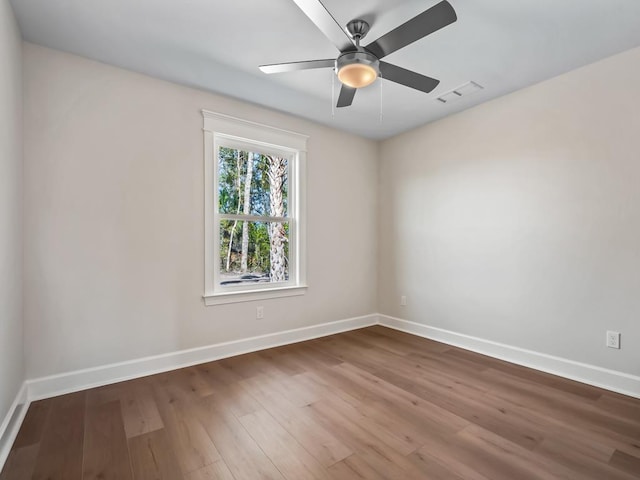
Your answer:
379;46;640;376
0;0;24;424
23;44;378;378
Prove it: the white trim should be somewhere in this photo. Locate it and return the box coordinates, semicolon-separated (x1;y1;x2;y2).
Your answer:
219;214;288;223
202;111;308;152
25;314;378;402
203;129;214;295
28;313;639;402
203;110;308;302
0;382;29;469
379;314;640;399
203;285;307;305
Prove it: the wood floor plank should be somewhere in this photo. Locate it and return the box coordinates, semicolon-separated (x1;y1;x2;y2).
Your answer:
120;381;164;438
307;349;549;456
180;366;219;398
238;373;353;468
445;348;605;400
217;353;268;380
239;409;330;480
481;367;640;441
31;391;87;480
150;370;200;407
534;436;636;480
294;341;345;367
326;454;389;480
152;386;221;475
327;361;471;435
11;400;51;449
0;444;39;480
128;429;184;480
467;422;630;480
305;399;427;479
341;329;422;358
195;361;244;387
185;461;236;480
257;348;308;377
86;382;124;407
498;390;640;463
194;395;285;480
597;393;640;424
273;373;325;408
409;435;493;480
318;340;552;451
406;448;467;480
609;449;640;476
377;365;549;451
310;384;422;456
5;326;640;479
299;369;438;448
151;367;218;401
205;382;263;418
82;400;133;480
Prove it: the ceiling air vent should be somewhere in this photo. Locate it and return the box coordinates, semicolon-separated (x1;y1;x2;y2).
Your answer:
437;81;483;104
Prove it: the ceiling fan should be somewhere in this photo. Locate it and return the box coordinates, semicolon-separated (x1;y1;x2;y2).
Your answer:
259;0;457;108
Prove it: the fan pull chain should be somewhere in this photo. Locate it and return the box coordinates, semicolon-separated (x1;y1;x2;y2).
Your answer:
379;72;383;123
331;70;335;117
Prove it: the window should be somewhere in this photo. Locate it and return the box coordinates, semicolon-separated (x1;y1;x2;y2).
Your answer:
202;111;307;305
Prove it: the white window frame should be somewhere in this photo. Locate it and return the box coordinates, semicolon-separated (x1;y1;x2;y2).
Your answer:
202;110;307;305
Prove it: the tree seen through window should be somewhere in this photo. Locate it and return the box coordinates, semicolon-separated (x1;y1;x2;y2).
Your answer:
218;147;289;285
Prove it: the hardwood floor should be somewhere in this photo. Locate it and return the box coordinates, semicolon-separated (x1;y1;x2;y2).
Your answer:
2;326;640;479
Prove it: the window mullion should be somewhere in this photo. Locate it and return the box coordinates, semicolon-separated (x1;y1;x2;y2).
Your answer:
218;213;289;223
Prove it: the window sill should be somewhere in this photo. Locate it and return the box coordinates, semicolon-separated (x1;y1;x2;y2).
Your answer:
203;285;307;306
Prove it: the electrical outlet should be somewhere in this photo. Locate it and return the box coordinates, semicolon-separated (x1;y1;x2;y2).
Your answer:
606;331;620;349
400;295;407;306
256;306;264;320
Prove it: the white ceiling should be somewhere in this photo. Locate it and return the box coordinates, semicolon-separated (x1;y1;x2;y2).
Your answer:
11;0;640;139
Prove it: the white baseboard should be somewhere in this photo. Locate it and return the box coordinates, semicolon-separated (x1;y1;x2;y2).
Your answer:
26;314;378;402
21;312;640;403
379;314;640;399
0;382;29;469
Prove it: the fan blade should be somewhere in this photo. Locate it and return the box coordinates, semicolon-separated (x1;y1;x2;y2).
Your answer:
337;85;356;107
379;62;440;93
259;59;335;74
291;0;354;52
365;1;456;59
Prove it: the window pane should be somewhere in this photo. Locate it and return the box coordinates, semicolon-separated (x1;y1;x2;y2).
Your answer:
250;154;288;217
218;147;242;215
219;220;289;285
218;148;288;217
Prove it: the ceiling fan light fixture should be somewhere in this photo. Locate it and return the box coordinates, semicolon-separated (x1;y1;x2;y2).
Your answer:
338;63;377;88
336;51;380;89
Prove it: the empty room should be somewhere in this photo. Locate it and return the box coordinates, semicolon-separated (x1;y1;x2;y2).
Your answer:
1;0;640;478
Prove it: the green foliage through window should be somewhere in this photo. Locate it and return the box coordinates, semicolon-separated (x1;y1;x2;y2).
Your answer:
218;147;289;285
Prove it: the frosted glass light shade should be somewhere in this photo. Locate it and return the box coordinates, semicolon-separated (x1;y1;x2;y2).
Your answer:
337;63;378;88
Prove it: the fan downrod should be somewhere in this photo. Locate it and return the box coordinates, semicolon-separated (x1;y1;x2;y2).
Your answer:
345;20;370;46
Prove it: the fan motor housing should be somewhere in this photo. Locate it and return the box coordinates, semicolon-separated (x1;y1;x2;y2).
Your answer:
335;51;380;76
